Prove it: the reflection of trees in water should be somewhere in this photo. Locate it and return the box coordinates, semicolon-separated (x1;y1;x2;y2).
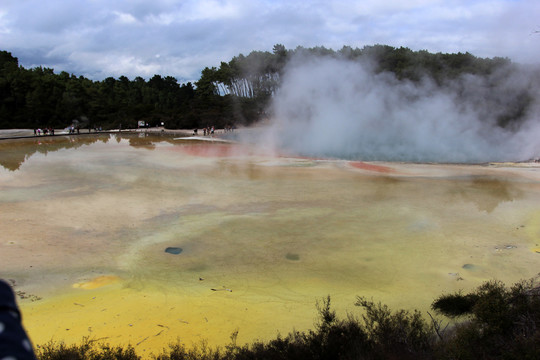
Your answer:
368;176;404;201
128;133;156;150
126;133;179;149
449;176;523;213
0;141;28;171
363;175;522;214
0;134;176;171
0;138;527;217
0;136;103;171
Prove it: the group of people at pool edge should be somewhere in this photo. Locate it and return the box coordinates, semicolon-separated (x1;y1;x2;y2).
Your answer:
193;125;235;136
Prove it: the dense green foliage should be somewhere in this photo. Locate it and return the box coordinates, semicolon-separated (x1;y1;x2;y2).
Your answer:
0;50;262;130
0;44;533;131
35;278;540;360
431;279;540;359
197;44;512;98
0;52;199;130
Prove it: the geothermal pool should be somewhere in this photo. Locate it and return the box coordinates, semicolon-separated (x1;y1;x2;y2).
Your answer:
1;133;539;353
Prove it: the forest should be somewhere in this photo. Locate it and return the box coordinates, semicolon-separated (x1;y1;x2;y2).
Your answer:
0;44;535;131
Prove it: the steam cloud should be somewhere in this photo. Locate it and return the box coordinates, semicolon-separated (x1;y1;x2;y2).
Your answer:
262;56;540;163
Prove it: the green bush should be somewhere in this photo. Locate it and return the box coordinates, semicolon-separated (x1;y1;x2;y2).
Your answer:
355;297;434;359
431;291;478;318
36;337;140;360
34;278;540;360
433;279;540;359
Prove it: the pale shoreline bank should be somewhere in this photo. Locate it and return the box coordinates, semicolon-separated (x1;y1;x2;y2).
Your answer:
0;127;195;140
2;128;538;166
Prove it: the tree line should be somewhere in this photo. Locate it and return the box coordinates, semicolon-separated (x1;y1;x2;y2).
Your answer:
0;44;534;130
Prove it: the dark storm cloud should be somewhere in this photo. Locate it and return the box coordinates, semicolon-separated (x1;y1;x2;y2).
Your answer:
0;0;539;81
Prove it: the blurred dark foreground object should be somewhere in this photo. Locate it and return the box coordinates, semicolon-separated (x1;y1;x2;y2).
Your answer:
0;279;37;359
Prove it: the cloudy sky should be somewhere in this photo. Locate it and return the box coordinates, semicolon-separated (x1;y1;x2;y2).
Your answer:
1;0;539;82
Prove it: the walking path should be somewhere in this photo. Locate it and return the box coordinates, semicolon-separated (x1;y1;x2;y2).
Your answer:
0;127;194;141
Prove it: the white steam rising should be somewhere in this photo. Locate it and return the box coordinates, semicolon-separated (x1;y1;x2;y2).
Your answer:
263;57;540;163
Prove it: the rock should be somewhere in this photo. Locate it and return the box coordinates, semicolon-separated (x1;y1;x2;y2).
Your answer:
165;247;183;255
285;253;300;261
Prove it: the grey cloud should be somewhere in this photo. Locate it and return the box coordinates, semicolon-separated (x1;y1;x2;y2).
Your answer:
1;0;539;82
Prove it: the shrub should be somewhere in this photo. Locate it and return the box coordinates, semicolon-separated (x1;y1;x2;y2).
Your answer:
36;337;140;360
431;291;478;318
355;297;434;359
433;278;540;359
34;278;540;360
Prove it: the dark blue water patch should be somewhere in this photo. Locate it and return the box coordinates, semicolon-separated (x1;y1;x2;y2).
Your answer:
165;247;183;255
462;263;476;270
